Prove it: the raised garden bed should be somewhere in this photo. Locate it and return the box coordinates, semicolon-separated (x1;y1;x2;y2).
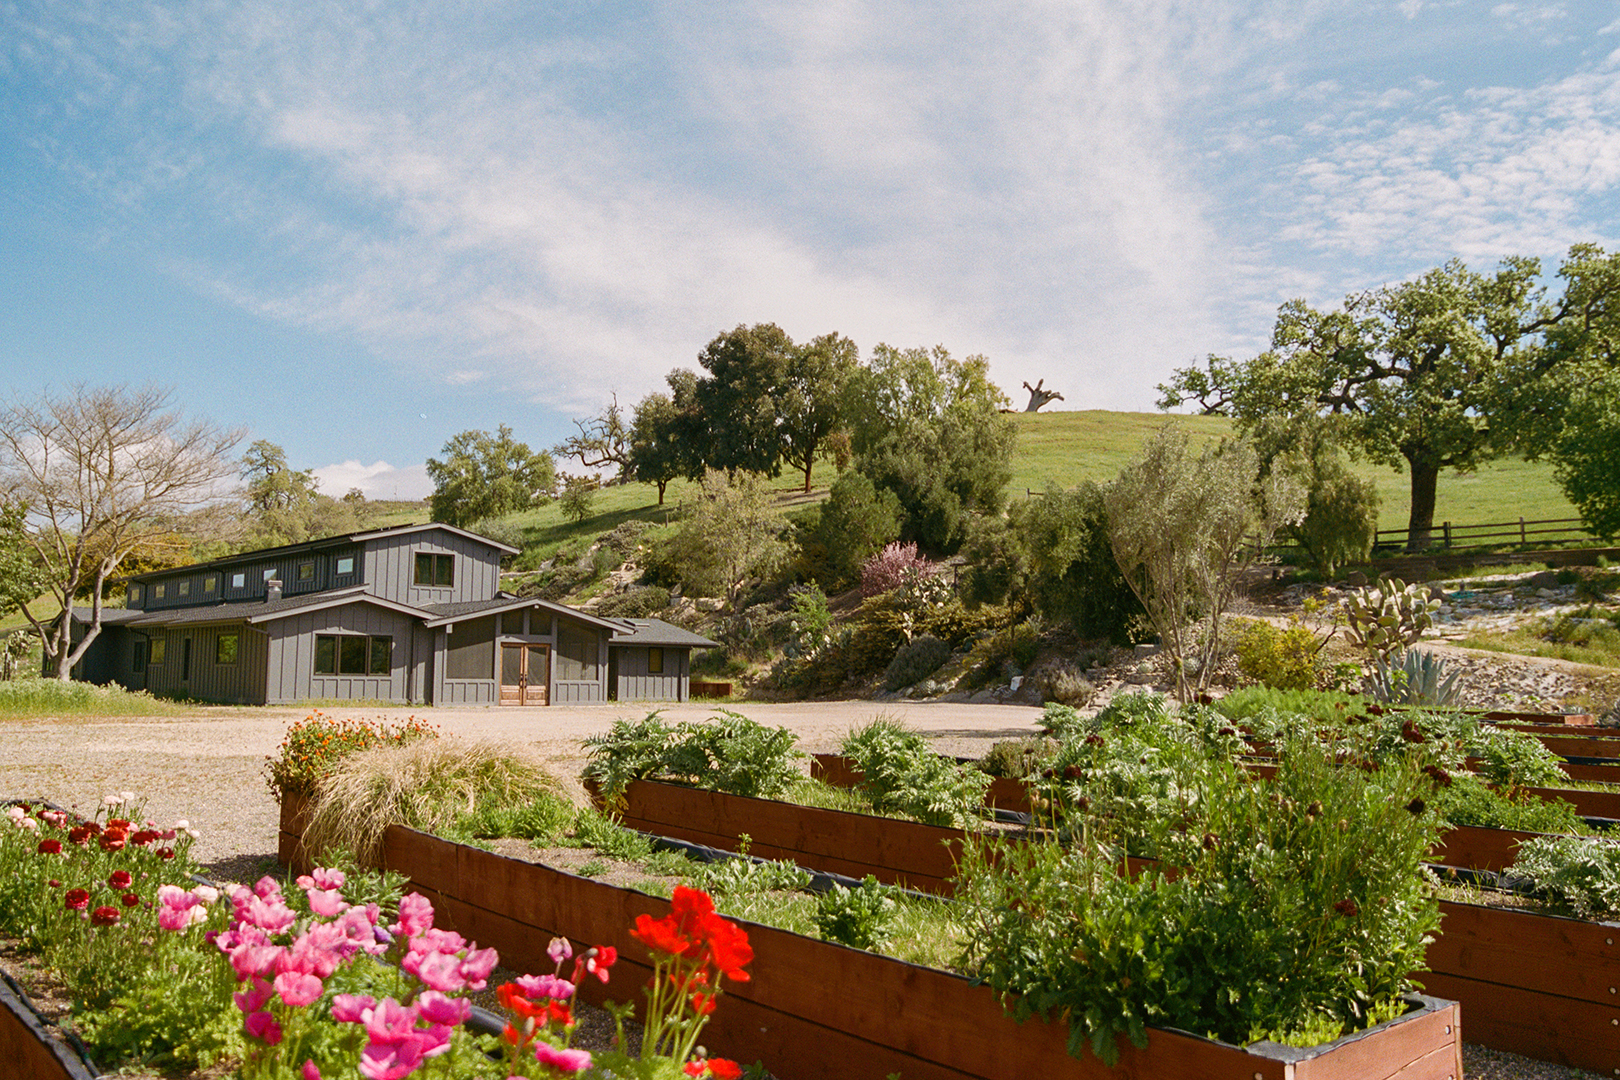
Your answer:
282;800;1463;1080
0;975;97;1080
522;776;1615;1075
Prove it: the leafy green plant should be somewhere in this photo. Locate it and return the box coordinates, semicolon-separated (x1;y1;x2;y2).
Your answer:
1034;659;1095;707
977;737;1057;779
1469;727;1569;790
581;709;804;805
1511;835;1620;919
1342;577;1440;668
959;736;1441;1062
1212;686;1369;725
812;875;898;951
1232;618;1324;691
694;855;813;899
447;788;577;845
1428;773;1588;836
840;718;991;829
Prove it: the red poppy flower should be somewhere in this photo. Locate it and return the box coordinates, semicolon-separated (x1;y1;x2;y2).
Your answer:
107;818;132;830
130;830;160;847
108;870;132;889
156;847;175;860
99;828;127;852
121;892;141;908
67;825;94;846
630;913;690;957
64;889;90;910
701;917;752;982
706;1060;743;1080
90;905;120;927
36;839;62;855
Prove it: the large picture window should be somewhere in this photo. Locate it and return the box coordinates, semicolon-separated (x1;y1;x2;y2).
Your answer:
445;616;496;680
555;622;598;681
149;639;166;665
414;552;455;587
216;633;239;665
314;634;393;676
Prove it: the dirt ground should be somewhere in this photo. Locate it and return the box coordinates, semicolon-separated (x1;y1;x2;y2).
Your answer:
0;699;1046;871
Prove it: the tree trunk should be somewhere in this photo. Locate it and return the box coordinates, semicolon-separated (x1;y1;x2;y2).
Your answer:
1406;457;1441;553
802;460;813;493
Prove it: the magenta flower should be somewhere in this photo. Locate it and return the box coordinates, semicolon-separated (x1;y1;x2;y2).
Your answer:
514;973;575;1001
274;971;325;1008
312;867;346;890
534;1042;593;1073
301;1061;322;1080
357;1041;425;1080
234;978;274;1015
230;942;286;981
395;892;435;938
415;990;471;1027
331;993;376;1024
244;1009;283;1046
546;936;573;965
459;946;498;991
306;887;348;917
403;948;465;993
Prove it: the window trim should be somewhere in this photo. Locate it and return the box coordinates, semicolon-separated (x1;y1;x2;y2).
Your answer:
413;552;455;588
313;633;394;677
230;572;246;589
335;555;356;576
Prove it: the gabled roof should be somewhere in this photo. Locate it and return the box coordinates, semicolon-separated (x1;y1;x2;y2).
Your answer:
119;522;517;583
608;618;718;648
419;595;624;632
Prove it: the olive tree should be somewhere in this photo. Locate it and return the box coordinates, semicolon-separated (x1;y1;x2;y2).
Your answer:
0;384;243;679
1104;426;1306;700
660;469;789;610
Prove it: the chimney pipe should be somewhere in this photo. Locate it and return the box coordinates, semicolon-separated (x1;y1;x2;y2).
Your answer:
266;578;283;603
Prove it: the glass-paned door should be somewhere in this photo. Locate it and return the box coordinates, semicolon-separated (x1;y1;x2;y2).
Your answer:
499;643;549;706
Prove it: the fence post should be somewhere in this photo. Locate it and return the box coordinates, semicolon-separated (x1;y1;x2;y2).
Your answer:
1520;517;1526;545
1442;522;1451;549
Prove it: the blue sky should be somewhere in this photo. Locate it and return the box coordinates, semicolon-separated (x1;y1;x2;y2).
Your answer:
2;1;1617;500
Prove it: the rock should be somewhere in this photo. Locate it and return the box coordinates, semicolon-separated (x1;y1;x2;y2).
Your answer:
1525;570;1561;590
1133;643;1160;659
1428;584;1446;601
694;597;724;612
1346;570;1369;587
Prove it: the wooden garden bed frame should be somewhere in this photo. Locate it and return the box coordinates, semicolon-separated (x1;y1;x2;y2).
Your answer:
0;977;96;1080
586;777;1620;1073
279;795;1461;1080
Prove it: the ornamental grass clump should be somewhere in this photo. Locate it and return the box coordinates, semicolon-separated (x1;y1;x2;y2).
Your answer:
303;738;571;865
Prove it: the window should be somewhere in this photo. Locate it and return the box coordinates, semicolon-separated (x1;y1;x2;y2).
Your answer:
262;568;277;582
216;633;239;665
132;640;147;673
149;639;166;665
297;562;315;582
154;583;166;599
556;622;598;681
128;584;142;604
501;610;525;635
647;647;664;675
314;634;393;676
231;572;246;589
414;552;454;587
203;576;216;594
336;556;355;576
178;580;190;597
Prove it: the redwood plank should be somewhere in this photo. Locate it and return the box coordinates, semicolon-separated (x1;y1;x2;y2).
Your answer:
1523;785;1620;819
1417;970;1620;1075
1292;1001;1459;1080
1427;825;1541;873
1428;900;1620;1007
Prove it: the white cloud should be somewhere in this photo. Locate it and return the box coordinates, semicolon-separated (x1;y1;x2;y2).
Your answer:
311;460;432;502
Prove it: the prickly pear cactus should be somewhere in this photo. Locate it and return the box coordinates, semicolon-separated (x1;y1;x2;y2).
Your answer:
1342;577;1442;667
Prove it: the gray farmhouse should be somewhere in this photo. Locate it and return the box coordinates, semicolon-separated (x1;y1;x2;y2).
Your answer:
55;523;715;707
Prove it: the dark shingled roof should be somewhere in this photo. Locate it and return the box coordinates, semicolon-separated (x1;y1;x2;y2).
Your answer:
608;618;717;648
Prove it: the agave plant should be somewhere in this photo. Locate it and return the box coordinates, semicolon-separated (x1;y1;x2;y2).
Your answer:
1367;648;1463;708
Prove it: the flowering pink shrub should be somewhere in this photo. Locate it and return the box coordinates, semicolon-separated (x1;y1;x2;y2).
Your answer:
860;541;939;598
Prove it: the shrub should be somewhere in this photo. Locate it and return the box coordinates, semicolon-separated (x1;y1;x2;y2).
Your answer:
813;471;903;588
0;677;180;718
812;875;897;951
1232;618;1323;691
840;718;990;829
1512;835;1620;919
1035;659;1094;707
560;475;596;522
302;737;567;863
1470;727;1569;790
1290;462;1379;577
860;541;938;598
466;516;526;551
978;737;1057;779
264;713;439;799
882;635;952;691
593;585;672;619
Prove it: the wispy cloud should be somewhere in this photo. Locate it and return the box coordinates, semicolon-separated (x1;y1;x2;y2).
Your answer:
311;460;431;501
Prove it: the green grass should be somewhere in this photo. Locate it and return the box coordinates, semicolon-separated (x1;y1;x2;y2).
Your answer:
1458;610;1620;669
1009;411;1577;533
0;677;185;718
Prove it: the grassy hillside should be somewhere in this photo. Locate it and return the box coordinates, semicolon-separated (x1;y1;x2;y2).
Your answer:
1010;411;1577;533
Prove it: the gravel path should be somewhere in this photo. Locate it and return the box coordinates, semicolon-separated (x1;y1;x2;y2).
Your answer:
0;697;1601;1079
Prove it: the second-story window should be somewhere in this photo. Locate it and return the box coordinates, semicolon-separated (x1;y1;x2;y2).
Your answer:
336;556;355;576
178;580;190;597
128;584;143;604
203;577;216;595
231;572;246;589
154;583;166;600
297;561;315;582
414;552;454;587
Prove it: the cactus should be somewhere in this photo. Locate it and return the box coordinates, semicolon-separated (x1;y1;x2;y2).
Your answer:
1342;577;1441;667
1367;649;1463;708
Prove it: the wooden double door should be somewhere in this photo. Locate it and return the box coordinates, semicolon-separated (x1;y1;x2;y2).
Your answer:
500;643;549;706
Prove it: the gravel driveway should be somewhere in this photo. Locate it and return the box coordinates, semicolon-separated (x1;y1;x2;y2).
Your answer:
0;699;1046;866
